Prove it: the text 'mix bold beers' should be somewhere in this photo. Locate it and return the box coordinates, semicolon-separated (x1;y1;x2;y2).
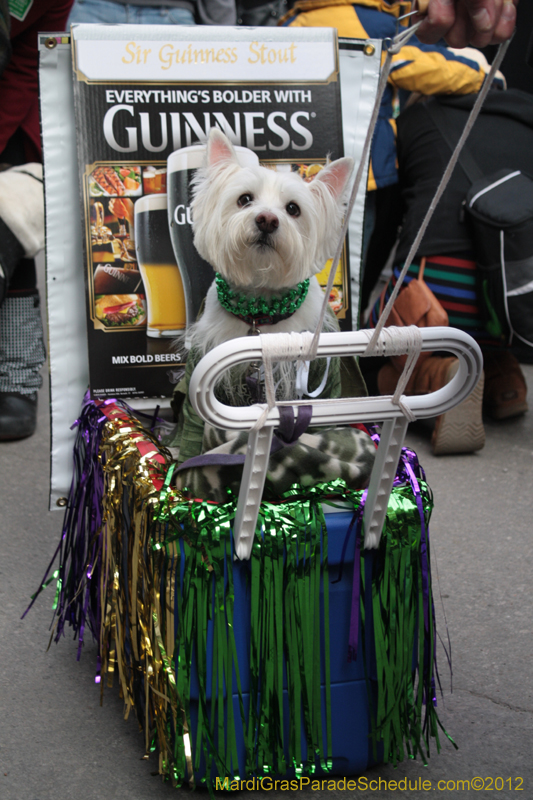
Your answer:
134;194;186;338
167;141;260;323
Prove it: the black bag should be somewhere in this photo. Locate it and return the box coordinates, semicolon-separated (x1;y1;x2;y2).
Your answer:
465;169;533;348
425;100;533;349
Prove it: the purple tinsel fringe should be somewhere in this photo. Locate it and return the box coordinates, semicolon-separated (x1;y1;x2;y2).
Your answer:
24;392;106;672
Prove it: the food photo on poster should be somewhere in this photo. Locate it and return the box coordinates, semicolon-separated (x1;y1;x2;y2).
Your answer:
89;164;142;197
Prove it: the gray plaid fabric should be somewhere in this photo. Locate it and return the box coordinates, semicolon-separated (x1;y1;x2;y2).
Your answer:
0;295;46;396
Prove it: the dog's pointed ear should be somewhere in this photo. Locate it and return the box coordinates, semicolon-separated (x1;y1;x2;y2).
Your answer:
310;157;354;200
207;128;238;169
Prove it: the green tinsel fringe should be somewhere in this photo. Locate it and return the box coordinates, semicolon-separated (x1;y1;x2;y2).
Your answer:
147;468;450;787
151;469;336;784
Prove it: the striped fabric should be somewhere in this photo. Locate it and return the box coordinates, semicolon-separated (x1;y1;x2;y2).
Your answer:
368;255;504;348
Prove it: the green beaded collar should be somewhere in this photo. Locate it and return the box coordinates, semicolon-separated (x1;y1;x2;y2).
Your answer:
215;273;310;326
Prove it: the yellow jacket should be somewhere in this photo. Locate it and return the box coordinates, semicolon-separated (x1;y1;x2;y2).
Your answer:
281;0;491;190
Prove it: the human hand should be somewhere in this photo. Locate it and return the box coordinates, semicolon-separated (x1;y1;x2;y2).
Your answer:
416;0;518;48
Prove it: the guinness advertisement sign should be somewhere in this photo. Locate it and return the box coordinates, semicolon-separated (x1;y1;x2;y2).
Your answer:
71;24;354;400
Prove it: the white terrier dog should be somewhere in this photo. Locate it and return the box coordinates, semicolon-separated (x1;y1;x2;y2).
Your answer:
185;128;353;401
172;129;378;498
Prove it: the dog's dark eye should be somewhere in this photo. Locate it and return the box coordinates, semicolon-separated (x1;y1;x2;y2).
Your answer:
237;193;253;208
286;202;300;217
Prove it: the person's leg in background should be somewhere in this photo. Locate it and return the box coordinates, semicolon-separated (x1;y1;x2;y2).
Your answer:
360;183;403;317
0;134;46;440
0;258;46;439
68;0;196;25
360;189;376;280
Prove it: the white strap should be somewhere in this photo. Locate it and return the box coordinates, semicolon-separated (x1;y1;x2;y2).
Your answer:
296;357;332;399
251;331;315;431
308;20;424;361
360;327;422;421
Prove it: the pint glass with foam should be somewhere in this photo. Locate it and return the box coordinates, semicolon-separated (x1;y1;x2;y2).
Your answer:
167;143;260;323
134;194;187;338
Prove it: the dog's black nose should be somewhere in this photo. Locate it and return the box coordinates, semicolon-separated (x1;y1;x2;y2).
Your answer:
255;212;279;234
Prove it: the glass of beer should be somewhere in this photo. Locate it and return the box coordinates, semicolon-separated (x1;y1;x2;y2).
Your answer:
135;193;187;338
143;167;156;194
167;142;259;324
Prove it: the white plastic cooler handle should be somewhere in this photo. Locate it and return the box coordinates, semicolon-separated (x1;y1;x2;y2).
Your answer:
189;327;483;559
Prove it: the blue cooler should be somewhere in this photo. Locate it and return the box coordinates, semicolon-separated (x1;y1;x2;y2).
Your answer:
182;507;381;783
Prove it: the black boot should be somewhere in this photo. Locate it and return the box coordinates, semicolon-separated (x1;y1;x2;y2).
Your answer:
0;391;37;440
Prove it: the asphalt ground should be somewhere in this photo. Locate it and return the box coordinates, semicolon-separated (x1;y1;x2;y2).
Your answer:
1;261;532;800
